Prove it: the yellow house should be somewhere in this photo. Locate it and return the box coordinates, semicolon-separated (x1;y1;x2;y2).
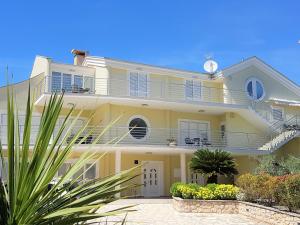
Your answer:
0;49;299;197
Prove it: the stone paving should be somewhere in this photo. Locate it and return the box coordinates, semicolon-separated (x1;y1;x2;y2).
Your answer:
95;199;268;225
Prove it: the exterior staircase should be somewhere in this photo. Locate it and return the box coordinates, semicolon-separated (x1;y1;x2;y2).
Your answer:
258;115;300;152
259;130;299;151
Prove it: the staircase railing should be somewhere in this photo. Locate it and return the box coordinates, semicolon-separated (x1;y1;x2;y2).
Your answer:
259;115;300;151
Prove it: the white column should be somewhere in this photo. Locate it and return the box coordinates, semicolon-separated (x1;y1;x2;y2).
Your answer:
115;150;121;174
180;153;186;183
115;150;122;198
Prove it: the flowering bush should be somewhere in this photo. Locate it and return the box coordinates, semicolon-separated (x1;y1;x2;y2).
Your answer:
275;174;300;212
194;187;215;200
170;183;239;200
214;184;239;200
237;173;300;212
177;185;196;199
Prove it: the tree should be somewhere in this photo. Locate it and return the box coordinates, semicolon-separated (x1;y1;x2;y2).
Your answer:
0;86;138;225
189;149;238;184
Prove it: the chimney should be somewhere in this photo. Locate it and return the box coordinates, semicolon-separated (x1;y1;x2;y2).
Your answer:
71;49;89;66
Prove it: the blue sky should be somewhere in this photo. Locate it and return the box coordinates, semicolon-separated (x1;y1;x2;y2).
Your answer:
1;0;300;86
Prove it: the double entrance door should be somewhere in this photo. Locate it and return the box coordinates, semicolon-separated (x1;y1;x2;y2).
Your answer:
142;161;163;197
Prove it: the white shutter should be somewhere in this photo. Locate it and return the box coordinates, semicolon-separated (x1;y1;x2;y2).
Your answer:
272;108;283;121
138;73;148;97
193;81;201;100
179;121;189;145
185;80;193;99
129;72;138;96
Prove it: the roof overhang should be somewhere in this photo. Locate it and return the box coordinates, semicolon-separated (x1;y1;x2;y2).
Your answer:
83;56;212;80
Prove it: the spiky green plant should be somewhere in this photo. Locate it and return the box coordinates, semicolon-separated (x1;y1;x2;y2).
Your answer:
189;149;238;184
0;86;139;225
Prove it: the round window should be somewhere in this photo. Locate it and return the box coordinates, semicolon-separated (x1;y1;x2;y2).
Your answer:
245;78;265;101
129;118;148;139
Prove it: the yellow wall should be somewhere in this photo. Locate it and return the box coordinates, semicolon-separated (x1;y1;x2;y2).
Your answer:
276;137;300;158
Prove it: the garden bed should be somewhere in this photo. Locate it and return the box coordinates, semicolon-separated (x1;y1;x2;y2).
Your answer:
173;197;300;225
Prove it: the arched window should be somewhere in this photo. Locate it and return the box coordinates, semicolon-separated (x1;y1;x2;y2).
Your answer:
128;117;149;139
245;78;265;101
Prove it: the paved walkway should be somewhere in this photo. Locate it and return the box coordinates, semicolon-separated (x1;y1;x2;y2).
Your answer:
95;199;267;225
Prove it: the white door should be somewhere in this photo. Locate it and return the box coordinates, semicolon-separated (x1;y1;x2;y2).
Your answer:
142;161;163;197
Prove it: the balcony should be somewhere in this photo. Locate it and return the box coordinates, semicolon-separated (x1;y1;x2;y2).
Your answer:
34;75;253;109
0;125;270;153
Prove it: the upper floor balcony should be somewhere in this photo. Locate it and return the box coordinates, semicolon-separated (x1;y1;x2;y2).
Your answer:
34;74;253;109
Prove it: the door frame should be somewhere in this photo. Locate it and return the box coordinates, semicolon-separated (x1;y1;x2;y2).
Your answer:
141;161;164;197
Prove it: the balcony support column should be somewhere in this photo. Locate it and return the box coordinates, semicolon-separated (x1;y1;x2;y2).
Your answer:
115;150;122;197
180;153;186;183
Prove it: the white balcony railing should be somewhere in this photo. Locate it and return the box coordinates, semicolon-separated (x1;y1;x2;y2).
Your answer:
34;76;253;106
0;125;270;150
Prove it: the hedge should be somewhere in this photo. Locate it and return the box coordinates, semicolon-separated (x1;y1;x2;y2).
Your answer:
170;183;239;200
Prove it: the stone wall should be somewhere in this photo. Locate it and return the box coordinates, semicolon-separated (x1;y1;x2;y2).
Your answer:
239;201;300;225
172;197;239;214
173;197;300;225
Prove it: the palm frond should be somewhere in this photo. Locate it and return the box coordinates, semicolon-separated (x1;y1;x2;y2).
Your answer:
0;84;139;225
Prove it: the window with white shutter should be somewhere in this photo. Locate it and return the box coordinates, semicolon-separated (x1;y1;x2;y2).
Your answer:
272;107;284;121
185;80;201;100
129;72;148;97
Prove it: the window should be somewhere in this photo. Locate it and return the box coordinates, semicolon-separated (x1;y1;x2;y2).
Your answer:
62;74;72;92
50;72;94;93
179;120;210;146
272;107;284;121
220;124;226;140
185;80;201;100
51;72;62;92
245;78;265;101
189;172;205;185
0;159;8;181
74;75;83;89
129;117;148;139
129;72;148;97
57;162;97;181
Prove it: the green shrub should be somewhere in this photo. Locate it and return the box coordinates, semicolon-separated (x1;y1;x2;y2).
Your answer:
170;182;183;197
214;184;239;200
186;183;201;191
275;174;300;212
206;183;218;192
194;187;215;200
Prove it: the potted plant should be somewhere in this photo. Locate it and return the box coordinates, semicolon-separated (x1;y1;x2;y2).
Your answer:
167;138;177;146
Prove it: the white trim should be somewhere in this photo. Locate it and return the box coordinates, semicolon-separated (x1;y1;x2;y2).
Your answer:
245;77;265;101
141;161;164;197
127;115;151;142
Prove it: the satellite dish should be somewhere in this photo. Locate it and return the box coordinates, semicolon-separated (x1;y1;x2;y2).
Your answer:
203;59;218;74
